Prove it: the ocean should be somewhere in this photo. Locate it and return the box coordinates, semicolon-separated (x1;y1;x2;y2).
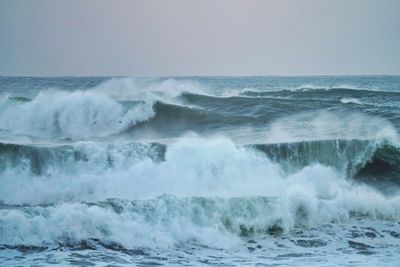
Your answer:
0;76;399;266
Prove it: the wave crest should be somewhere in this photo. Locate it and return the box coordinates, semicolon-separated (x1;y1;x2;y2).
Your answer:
0;90;155;139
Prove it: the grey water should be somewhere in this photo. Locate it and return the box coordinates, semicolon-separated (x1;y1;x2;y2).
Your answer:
0;76;400;266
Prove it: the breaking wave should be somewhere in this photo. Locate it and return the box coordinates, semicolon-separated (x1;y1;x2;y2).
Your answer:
0;135;399;250
0;90;155;139
0;78;211;140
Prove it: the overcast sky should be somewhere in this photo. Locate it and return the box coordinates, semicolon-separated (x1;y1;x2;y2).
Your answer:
0;0;399;76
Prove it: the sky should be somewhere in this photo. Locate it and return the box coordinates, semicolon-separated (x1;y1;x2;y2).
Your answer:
0;0;399;76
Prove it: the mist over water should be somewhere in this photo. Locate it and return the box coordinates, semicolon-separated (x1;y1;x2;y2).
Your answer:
1;76;400;266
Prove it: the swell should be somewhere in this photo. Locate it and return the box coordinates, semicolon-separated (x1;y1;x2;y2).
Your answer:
178;92;340;126
240;88;400;109
146;96;337;129
242;87;400;96
128;101;255;138
181;91;339;109
179;92;400;127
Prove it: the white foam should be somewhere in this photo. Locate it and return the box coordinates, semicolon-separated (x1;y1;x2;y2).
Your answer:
0;90;155;139
264;111;398;144
93;77;208;101
293;84;367;91
0;78;213;140
341;97;362;105
0;136;399;249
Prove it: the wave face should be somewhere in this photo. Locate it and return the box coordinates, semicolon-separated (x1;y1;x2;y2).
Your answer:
1;76;400;266
0;90;155;139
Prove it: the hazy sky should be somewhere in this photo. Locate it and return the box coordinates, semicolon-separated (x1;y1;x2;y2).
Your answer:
1;0;399;76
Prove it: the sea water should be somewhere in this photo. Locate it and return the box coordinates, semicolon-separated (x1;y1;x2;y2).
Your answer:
0;76;400;266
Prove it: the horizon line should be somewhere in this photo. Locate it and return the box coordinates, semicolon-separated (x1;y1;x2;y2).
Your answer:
1;74;400;78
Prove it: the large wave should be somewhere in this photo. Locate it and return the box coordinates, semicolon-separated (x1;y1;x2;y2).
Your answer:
0;78;210;140
0;90;154;139
1;136;400;250
1;138;399;186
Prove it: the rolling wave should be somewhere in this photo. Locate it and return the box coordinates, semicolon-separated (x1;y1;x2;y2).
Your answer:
0;91;155;139
252;139;400;183
0;138;398;183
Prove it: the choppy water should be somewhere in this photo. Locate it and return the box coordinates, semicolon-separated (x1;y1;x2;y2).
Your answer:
0;76;400;266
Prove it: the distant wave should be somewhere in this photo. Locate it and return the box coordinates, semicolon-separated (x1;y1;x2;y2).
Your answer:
241;87;400;98
91;77;209;101
293;84;368;91
341;97;362;105
240;85;374;94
